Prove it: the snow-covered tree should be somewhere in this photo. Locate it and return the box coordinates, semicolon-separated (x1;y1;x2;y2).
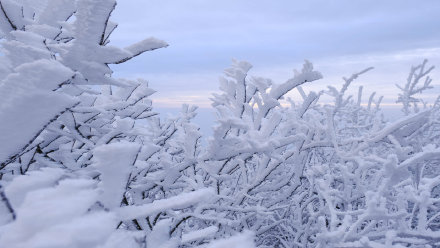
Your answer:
309;61;440;247
0;1;235;247
193;60;324;246
0;0;168;175
196;59;440;247
1;0;440;247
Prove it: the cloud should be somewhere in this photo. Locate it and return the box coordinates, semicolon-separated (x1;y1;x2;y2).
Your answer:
110;0;440;55
115;47;439;108
108;0;440;108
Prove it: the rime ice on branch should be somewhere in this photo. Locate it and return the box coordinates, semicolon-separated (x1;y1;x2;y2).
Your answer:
1;0;440;247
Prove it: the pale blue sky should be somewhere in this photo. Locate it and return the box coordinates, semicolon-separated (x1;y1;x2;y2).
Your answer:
109;0;440;108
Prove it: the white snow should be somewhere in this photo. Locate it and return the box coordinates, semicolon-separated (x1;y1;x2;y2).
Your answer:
0;174;115;248
93;142;140;209
0;1;439;247
182;226;219;243
0;84;76;163
205;231;255;248
116;188;215;220
4;167;65;208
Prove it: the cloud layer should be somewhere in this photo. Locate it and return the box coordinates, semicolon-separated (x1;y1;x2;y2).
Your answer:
109;0;440;108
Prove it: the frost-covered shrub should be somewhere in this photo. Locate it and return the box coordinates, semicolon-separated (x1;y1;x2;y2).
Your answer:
0;0;234;247
0;0;167;174
194;59;440;247
1;0;440;248
199;60;324;246
307;61;440;248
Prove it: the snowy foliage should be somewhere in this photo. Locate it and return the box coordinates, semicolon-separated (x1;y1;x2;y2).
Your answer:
0;0;440;248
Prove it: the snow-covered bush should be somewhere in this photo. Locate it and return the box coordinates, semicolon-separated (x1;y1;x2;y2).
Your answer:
199;60;324;246
311;61;440;247
194;59;439;247
0;1;229;247
0;0;439;248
